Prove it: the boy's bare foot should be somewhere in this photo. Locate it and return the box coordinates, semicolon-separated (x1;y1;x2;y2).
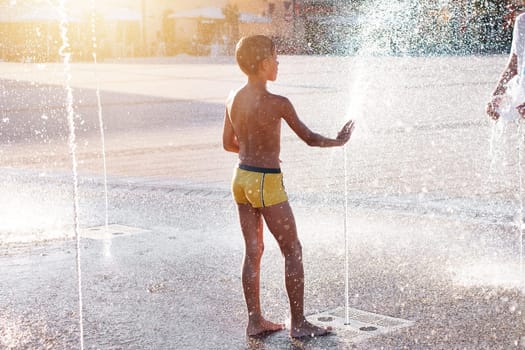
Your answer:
246;318;285;337
290;319;332;338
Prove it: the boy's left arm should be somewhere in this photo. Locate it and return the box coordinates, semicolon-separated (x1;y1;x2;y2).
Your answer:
282;98;352;147
222;107;239;153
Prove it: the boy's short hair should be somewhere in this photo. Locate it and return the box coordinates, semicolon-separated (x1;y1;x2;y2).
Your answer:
235;35;275;75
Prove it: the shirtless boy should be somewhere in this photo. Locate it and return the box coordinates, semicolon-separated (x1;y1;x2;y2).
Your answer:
222;35;354;338
487;11;525;120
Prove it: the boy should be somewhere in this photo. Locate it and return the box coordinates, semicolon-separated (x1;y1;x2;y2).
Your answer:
487;11;525;120
222;35;354;338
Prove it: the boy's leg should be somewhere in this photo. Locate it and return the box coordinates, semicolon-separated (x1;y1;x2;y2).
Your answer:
260;201;331;338
237;203;284;336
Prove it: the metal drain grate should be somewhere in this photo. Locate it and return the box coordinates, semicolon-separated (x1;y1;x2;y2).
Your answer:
306;306;413;342
80;224;149;240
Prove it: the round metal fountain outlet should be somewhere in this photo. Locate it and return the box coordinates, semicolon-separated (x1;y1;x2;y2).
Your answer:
317;316;334;322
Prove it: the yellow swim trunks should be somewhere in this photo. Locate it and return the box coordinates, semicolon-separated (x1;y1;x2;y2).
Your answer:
232;164;288;208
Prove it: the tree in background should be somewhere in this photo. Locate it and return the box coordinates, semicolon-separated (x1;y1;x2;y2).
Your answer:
222;2;239;54
162;9;177;55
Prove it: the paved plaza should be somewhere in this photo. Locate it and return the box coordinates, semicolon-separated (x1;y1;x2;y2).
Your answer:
1;55;525;349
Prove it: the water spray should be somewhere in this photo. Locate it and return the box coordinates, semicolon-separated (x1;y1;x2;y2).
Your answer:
343;144;350;325
90;0;109;229
517;120;524;283
58;2;84;349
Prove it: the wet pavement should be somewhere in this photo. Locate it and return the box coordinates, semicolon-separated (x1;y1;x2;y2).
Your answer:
1;55;525;349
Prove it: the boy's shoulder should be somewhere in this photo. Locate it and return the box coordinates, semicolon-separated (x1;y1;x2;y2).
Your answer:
227;88;291;105
266;92;290;103
261;93;293;114
516;12;525;24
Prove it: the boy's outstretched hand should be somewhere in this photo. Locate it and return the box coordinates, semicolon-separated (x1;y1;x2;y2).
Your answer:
486;97;501;120
336;120;355;145
517;101;525;118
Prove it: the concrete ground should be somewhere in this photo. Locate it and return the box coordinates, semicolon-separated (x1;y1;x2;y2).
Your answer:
0;55;524;349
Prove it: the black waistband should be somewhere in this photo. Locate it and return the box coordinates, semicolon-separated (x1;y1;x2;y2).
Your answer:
239;164;281;174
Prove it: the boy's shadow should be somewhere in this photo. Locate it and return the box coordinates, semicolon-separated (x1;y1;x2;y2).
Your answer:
246;331;345;350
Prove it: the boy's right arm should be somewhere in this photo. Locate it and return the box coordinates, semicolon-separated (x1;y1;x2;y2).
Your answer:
487;53;518;120
281;98;353;147
222;107;239;153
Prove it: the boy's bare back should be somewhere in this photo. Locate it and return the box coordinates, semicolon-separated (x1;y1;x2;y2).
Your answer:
226;86;290;169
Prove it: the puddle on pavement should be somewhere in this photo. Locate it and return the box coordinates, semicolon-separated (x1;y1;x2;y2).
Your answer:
80;224;149;240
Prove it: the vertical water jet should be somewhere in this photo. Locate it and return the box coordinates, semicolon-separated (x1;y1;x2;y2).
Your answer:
58;2;84;349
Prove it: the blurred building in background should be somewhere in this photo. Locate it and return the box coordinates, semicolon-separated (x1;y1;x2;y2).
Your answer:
0;0;306;61
0;0;520;61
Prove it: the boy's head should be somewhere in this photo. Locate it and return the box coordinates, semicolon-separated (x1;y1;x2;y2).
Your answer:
235;35;276;76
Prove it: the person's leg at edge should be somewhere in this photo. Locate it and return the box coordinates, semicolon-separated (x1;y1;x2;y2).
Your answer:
260;201;331;338
238;203;285;336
